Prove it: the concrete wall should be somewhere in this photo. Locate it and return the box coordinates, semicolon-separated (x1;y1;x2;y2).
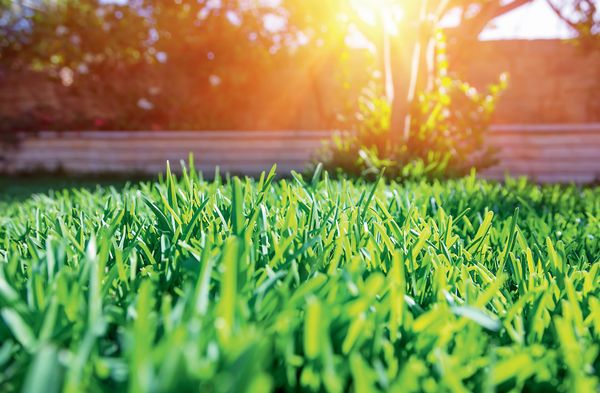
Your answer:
3;124;599;183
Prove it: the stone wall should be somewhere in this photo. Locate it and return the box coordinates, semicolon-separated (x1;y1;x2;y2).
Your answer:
450;40;600;124
0;60;369;131
0;68;132;130
1;39;598;130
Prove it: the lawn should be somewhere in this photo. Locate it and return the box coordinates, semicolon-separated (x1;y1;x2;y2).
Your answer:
0;164;598;392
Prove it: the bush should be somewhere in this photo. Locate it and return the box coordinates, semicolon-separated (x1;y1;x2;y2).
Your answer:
318;33;507;180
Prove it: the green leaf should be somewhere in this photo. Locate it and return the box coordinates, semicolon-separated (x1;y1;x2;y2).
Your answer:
1;308;37;351
22;345;62;393
452;305;502;332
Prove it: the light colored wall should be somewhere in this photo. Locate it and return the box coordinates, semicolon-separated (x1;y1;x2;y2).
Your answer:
3;125;599;183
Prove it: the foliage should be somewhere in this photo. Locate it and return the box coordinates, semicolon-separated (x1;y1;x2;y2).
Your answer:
0;0;308;131
318;33;507;180
317;82;392;178
0;1;149;72
0;162;599;392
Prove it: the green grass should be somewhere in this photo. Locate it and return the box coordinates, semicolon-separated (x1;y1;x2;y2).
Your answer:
0;163;599;393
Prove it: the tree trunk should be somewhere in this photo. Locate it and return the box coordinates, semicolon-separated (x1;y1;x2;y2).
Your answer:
389;0;429;145
388;0;534;146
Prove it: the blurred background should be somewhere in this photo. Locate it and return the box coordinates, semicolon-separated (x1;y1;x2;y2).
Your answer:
0;0;599;185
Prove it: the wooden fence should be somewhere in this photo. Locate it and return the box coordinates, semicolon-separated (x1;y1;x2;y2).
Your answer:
1;124;599;183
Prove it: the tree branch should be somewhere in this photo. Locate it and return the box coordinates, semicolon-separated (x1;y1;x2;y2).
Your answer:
489;0;533;20
544;0;580;32
449;0;533;40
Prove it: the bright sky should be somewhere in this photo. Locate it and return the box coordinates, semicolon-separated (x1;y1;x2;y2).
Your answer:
480;0;576;40
103;0;577;40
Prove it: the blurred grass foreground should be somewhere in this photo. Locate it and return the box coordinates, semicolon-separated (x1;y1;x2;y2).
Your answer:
1;165;599;392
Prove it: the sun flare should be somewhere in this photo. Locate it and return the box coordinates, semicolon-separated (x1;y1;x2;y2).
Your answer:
350;0;404;34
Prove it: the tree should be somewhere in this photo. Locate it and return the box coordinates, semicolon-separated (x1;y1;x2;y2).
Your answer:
276;1;536;142
385;0;534;143
282;0;597;143
0;0;149;72
384;0;599;142
0;0;291;129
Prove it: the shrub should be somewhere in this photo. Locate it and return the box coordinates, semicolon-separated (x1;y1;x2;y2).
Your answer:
318;33;507;180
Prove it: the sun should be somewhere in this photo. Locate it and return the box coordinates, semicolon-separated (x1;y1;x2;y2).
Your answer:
349;0;404;34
